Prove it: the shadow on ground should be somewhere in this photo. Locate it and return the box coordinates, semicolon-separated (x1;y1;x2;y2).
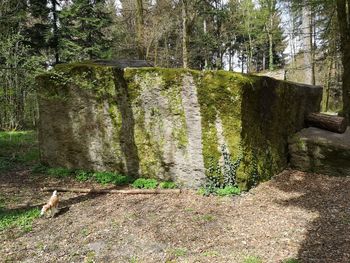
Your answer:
273;170;350;263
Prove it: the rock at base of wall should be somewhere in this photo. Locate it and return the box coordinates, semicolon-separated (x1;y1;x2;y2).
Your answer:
289;127;350;176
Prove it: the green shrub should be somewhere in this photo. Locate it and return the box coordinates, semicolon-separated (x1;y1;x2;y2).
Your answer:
132;178;158;189
159;181;176;189
93;171;131;185
216;186;241;196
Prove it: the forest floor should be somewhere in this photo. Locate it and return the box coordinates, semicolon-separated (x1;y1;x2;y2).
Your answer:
1;132;350;263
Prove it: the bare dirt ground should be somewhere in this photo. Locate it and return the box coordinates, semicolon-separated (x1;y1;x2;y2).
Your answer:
1;169;350;263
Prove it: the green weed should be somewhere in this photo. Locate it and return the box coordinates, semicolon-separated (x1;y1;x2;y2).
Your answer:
92;171;132;185
0;207;40;232
243;256;263;263
216;186;241;196
159;181;176;189
47;167;73;177
170;248;187;257
132;178;158;189
75;170;93;182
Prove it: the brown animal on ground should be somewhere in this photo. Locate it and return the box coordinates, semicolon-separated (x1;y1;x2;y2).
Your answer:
40;190;59;218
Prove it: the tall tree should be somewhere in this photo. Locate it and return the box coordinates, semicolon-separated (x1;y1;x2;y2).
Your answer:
336;0;350;120
59;0;113;62
136;0;144;59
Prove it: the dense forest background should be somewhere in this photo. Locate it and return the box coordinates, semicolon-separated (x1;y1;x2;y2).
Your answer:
0;0;349;131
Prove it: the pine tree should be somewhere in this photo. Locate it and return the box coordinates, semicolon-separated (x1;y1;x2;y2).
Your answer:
59;0;113;62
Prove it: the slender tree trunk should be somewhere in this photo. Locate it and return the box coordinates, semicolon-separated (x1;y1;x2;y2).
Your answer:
302;2;313;85
182;0;189;68
136;0;144;60
268;32;273;71
262;52;266;71
336;0;350;120
164;35;169;67
51;0;59;64
203;19;208;70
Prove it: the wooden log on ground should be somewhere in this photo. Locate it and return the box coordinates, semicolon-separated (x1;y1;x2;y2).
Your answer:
41;187;181;194
305;112;348;133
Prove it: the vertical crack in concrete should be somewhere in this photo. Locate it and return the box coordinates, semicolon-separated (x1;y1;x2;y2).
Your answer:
113;69;140;176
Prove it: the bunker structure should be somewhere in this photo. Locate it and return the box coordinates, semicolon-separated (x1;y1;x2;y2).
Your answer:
37;61;322;189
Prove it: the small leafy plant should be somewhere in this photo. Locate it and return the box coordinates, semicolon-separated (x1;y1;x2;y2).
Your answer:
243;256;263;263
216;185;241;196
159;181;176;189
132;178;158;189
200;144;242;196
75;170;93;182
93;171;132;185
47;167;73;177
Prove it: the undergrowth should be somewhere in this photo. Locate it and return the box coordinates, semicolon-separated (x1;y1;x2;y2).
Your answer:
0;131;39;172
199;144;242;196
132;178;158;189
0;206;40;232
32;165;133;186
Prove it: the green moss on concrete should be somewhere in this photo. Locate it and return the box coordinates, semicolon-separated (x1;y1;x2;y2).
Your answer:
37;63;321;189
196;70;253;186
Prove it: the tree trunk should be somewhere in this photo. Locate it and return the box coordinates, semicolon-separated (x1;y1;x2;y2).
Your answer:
302;2;313;85
306;113;348;133
268;32;273;71
136;0;144;60
51;0;59;64
182;0;189;68
203;19;208;70
336;0;350;121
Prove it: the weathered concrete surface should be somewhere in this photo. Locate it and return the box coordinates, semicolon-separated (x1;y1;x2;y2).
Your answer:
37;63;322;189
289;127;350;176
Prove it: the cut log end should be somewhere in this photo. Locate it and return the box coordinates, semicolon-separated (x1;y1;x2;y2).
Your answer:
306;113;348;134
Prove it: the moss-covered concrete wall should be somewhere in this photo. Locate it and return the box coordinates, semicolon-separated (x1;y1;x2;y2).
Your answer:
37;63;322;189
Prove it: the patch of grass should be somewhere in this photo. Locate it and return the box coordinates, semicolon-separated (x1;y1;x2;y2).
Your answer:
197;187;207;196
202;214;215;221
31;164;49;174
132;178;158;189
216;186;241;196
170;248;188;257
159;181;177;189
84;251;95;263
0;131;39;171
81;227;90;237
282;259;299;263
0;207;40;232
47;167;73;177
243;256;263;263
129;256;138;263
202;250;219;257
93;171;132;185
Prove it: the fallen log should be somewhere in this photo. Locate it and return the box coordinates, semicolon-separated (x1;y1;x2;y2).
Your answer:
305;112;348;133
41;187;181;194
